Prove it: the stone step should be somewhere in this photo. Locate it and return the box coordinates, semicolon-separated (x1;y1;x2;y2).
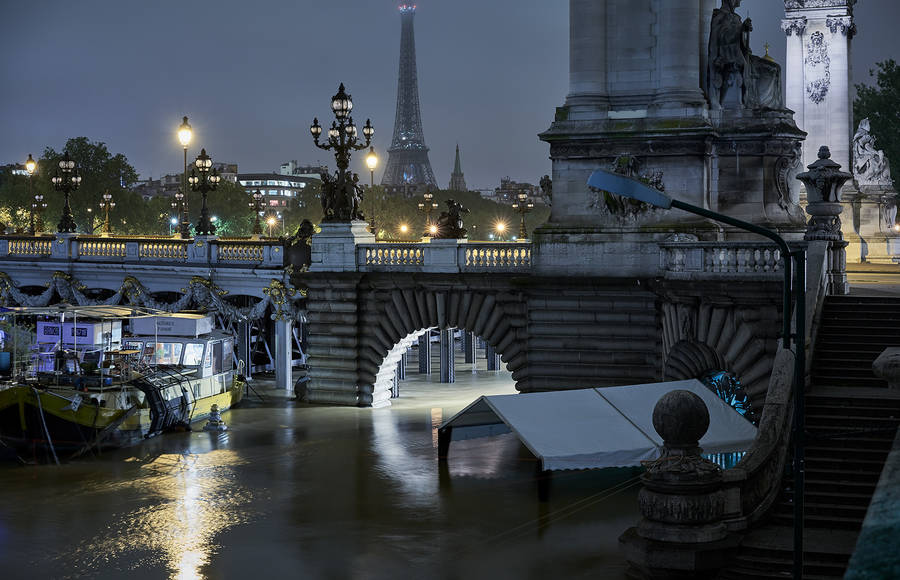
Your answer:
804;455;889;473
770;511;863;530
773;500;868;521
801;466;882;483
804;489;878;507
805;403;900;418
805;413;900;429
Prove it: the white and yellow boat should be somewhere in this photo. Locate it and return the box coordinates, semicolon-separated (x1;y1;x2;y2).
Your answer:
0;306;244;458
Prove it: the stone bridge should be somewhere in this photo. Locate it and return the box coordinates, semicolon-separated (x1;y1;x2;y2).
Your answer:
297;227;788;408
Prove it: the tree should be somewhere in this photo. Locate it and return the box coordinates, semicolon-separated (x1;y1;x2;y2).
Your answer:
854;59;900;188
41;137;140;234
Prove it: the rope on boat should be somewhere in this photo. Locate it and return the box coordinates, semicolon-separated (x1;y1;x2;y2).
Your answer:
31;387;60;466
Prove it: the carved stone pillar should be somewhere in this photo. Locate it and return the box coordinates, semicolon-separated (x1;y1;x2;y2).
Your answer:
797;146;853;295
652;0;706;117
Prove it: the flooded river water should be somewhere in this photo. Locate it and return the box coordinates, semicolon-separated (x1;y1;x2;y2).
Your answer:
0;369;640;579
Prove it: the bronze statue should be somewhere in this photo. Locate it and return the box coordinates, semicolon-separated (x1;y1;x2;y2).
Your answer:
434;199;469;239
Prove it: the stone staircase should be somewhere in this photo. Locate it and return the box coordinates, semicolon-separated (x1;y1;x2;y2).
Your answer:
719;296;900;579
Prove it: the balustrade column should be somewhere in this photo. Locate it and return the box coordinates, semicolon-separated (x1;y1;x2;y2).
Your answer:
486;343;502;371
439;328;455;384
274;318;293;390
464;331;475;364
418;333;431;374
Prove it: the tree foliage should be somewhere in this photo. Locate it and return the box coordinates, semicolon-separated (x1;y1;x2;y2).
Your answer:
854;59;900;188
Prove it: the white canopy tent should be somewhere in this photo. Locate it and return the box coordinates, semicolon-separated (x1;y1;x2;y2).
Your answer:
438;379;757;471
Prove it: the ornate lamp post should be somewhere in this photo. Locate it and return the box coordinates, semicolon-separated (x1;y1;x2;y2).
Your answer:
51;151;81;233
309;83;374;222
177;116;193;237
417;191;438;234
32;194;47;234
171;189;185;236
365;147;379;234
249;189;264;236
25;154;37;234
188;148;221;236
511;191;535;240
99;190;115;235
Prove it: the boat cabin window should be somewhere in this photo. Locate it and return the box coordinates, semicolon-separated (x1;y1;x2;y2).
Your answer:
182;343;205;366
124;340;143;351
222;338;234;371
212;341;223;374
145;342;184;365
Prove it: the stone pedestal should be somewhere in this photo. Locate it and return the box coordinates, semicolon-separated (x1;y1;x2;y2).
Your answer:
308;221;374;272
621;389;737;579
845;189;900;264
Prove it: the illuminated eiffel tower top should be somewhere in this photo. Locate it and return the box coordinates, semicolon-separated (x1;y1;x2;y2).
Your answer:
381;3;437;192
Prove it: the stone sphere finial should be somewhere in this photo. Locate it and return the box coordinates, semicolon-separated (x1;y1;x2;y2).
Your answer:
652;390;710;449
818;145;831;159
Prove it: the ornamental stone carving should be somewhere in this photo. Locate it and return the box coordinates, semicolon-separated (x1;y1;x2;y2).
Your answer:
852;118;893;187
781;17;807;36
826;16;856;37
805;31;831;104
786;0;857;8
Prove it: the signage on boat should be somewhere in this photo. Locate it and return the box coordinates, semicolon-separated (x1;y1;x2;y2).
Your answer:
131;315;214;338
36;321;122;345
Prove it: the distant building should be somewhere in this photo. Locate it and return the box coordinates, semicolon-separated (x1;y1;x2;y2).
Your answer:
237;173;320;209
492;176;542;204
131;162;238;201
279;160;327;179
448;145;467;192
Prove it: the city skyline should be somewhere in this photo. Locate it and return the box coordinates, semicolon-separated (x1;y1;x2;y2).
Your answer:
2;0;899;190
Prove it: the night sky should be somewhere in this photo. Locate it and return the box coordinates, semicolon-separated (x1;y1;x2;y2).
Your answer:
1;1;898;190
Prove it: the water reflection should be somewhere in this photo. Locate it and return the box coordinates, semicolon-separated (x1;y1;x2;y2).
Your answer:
0;371;639;579
82;449;252;579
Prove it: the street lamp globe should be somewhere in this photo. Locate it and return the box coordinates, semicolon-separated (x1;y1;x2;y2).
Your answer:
366;148;378;171
25;154;36;175
331;83;353;119
178;116;192;148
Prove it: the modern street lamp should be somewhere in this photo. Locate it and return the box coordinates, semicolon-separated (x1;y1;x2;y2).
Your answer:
32;193;47;234
511;191;535;240
188;148;221;236
417;191;438;234
266;215;277;237
587;168;807;580
25;154;37;234
309;83;374;222
249;189;264;236
51;151;81;233
177;116;193;237
98;190;116;235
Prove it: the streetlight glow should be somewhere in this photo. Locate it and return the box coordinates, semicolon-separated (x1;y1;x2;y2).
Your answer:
399;223;409;235
178;116;193;148
366;147;378;171
428;224;438;236
25;154;36;175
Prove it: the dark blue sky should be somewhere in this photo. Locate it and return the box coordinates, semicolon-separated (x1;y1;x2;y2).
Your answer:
1;1;896;190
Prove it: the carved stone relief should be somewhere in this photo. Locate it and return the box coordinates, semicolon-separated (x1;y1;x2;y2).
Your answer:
781;17;807;37
826;16;856;37
805;31;830;104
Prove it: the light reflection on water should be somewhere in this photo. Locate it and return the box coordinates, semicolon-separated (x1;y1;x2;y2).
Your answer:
0;372;639;579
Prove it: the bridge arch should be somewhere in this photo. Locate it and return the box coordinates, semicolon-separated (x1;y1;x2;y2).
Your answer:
304;280;527;407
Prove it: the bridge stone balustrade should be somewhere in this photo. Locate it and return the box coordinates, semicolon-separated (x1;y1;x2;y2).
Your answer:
660;241;785;279
1;234;284;271
356;241;532;273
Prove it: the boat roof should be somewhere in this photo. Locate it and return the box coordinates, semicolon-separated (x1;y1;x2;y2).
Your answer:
0;305;172;319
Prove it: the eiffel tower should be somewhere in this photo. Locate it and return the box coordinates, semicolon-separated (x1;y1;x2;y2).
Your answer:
381;3;437;194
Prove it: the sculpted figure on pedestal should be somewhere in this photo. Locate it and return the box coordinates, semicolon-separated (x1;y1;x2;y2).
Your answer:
709;0;784;110
852;118;893;187
708;0;752;109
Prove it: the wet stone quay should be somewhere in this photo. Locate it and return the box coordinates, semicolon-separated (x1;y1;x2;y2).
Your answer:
0;368;641;580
